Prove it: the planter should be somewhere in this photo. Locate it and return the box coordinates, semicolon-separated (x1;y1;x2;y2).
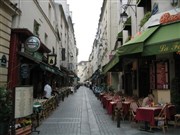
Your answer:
0;121;9;135
16;125;32;135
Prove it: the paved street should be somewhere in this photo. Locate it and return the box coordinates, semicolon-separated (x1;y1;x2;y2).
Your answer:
32;86;180;135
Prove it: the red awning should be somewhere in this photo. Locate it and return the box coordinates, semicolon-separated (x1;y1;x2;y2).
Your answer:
12;28;51;53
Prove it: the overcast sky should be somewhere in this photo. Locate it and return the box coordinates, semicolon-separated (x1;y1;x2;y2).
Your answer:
66;0;103;62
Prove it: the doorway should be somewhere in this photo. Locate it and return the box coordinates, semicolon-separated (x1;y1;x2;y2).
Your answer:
139;65;150;98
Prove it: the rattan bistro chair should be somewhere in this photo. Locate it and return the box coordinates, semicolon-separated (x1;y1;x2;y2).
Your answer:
114;101;124;121
129;101;139;122
150;103;169;133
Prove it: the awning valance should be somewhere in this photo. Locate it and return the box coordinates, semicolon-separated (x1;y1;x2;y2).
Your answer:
40;63;63;76
18;52;40;63
143;21;180;56
116;26;159;56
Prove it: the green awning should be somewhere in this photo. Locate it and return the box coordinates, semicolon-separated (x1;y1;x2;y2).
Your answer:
117;31;123;38
116;26;159;56
40;63;56;73
143;21;180;56
124;17;131;30
40;63;63;76
102;55;119;74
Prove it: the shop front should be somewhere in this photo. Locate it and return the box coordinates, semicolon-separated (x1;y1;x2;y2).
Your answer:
115;21;180;102
142;21;180;105
116;26;159;97
8;28;62;98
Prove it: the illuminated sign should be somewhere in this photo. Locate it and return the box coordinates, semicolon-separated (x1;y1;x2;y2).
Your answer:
25;36;40;52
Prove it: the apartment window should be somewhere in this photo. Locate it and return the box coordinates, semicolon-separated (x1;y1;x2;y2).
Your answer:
44;33;48;45
33;20;40;36
48;3;52;22
61;48;66;61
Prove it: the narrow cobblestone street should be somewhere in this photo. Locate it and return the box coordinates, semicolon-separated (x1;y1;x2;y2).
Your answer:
32;86;180;135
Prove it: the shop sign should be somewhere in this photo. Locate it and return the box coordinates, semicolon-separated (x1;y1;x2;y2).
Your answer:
33;52;43;61
20;64;30;79
159;42;180;53
0;55;7;67
47;54;57;66
25;36;40;52
152;3;158;15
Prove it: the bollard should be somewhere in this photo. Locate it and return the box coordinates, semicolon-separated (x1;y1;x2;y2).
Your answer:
117;110;121;128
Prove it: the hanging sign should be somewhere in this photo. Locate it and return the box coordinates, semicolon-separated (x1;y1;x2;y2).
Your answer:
25;36;40;52
0;55;7;67
47;54;57;66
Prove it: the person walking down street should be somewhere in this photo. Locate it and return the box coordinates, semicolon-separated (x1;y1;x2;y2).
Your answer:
43;81;52;99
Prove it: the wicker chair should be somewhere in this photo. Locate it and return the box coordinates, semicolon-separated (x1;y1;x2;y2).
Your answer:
137;98;143;107
129;101;139;122
114;101;124;121
150;103;169;133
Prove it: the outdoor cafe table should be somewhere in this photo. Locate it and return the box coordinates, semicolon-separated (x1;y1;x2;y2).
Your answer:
135;106;162;127
108;101;118;115
102;95;111;109
122;101;131;119
99;93;104;101
101;95;107;108
106;97;113;110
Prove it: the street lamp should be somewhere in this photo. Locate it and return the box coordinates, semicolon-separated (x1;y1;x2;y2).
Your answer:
120;4;138;33
120;11;128;18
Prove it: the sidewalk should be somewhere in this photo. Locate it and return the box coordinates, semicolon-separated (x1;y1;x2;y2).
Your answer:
32;86;180;135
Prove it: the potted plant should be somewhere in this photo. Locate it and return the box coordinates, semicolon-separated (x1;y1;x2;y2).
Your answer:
139;12;151;28
0;86;13;135
171;77;180;113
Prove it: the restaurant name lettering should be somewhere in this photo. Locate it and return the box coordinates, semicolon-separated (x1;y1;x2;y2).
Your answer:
159;42;180;53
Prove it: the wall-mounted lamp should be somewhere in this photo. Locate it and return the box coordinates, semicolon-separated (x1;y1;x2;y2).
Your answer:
120;11;128;18
120;11;129;23
120;4;137;32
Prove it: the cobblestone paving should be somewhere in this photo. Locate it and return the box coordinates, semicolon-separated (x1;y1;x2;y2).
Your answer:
32;86;180;135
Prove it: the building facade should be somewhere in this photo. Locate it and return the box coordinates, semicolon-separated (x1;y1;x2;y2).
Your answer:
89;0;180;106
0;0;78;93
0;0;21;86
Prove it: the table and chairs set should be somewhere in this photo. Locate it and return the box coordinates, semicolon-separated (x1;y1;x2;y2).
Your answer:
99;91;180;133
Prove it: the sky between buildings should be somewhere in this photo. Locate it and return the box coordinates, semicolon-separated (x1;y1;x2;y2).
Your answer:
66;0;103;63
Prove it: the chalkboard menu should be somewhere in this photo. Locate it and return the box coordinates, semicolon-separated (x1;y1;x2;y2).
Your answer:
15;86;33;118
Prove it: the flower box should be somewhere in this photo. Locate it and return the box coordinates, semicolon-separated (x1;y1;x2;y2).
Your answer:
16;125;32;135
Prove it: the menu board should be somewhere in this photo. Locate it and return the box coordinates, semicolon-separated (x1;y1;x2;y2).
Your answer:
156;62;168;89
15;86;33;118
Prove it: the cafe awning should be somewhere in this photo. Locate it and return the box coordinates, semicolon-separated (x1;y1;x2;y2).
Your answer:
116;26;159;56
18;52;40;63
102;55;120;74
12;28;51;53
40;62;63;76
142;21;180;56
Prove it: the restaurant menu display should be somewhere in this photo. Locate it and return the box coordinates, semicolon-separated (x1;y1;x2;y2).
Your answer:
15;86;33;118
